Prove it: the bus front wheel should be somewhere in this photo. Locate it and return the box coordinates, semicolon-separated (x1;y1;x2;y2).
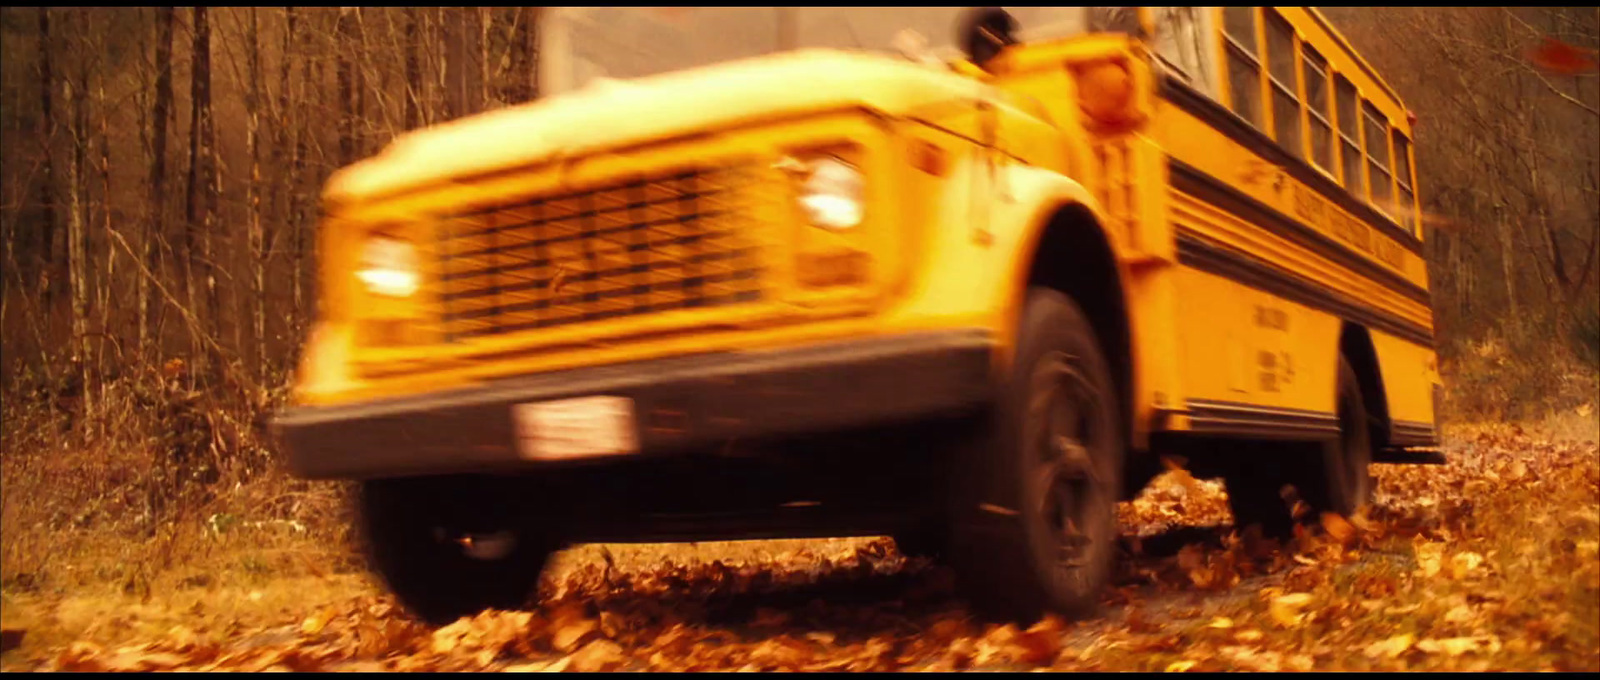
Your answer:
947;288;1124;621
358;477;556;625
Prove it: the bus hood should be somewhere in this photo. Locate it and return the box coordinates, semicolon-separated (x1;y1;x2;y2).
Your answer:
324;49;986;204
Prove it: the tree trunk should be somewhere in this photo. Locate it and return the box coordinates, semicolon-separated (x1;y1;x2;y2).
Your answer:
65;9;92;426
405;7;421;129
185;6;218;377
96;69;113;397
354;9;368;159
290;10;311;333
506;7;538;104
531;8;542;99
246;7;266;382
478;7;491;109
37;8;57;310
140;7;175;358
336;8;357;165
1498;207;1520;336
443;8;471;120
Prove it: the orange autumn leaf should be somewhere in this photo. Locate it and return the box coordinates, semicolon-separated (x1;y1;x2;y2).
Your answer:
1528;37;1600;76
1321;512;1357;544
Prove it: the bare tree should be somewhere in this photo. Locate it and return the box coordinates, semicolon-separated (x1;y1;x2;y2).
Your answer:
64;8;92;419
139;7;175;357
245;7;267;381
184;6;219;375
36;8;56;309
336;8;358;166
405;7;422;129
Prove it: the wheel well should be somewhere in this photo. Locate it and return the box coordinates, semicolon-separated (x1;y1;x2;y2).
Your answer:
1026;204;1134;458
1339;324;1391;448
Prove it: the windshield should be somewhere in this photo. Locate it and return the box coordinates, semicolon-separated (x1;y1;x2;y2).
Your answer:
541;7;1097;94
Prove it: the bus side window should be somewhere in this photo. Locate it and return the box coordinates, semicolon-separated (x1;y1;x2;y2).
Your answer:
1302;46;1335;174
1222;7;1262;129
1363;101;1393;214
1335;75;1362;192
1089;7;1142;35
1264;10;1300;158
1393;131;1417;235
1151;7;1218;99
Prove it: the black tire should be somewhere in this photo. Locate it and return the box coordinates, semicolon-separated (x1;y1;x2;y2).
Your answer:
1220;445;1299;539
1223;355;1374;536
1320;356;1375;515
892;525;949;561
359;477;556;625
947;288;1124;621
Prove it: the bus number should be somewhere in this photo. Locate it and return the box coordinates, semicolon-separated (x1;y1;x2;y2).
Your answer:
1254;305;1289;331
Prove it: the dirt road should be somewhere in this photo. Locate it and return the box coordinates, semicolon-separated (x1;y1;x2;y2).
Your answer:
1;423;1595;672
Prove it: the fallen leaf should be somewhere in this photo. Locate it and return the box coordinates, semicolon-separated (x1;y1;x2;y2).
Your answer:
1414;542;1445;578
1208;617;1235;629
503;661;554;672
431;619;473;656
1417;637;1481;657
300;611;331;636
1443;604;1475;625
551;617;599;653
568;639;625;672
1364;633;1414;659
1235;629;1264;643
1010;626;1062;666
1450;551;1484;579
1166;659;1198;672
1321;512;1356;543
1577;541;1600;561
750;636;812;670
1287;653;1314;671
1269;593;1315;628
1506;460;1528;481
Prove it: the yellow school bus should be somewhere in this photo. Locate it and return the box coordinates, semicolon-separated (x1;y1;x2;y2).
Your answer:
275;7;1443;624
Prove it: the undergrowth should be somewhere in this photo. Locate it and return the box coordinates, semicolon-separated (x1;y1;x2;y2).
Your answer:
0;359;356;599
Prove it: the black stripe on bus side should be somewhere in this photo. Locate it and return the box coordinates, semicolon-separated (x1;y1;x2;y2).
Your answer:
1175;230;1436;348
1184;398;1340;440
1390;420;1439;447
1159;75;1424;258
1168;158;1431;308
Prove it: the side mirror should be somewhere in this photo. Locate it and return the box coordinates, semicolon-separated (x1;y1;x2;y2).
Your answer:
957;7;1019;70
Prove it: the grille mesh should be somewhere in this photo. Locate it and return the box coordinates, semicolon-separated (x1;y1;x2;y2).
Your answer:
433;166;765;341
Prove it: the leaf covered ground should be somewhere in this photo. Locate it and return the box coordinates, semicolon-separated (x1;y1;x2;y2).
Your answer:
1;422;1596;672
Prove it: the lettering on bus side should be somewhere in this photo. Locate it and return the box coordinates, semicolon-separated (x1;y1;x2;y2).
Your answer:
1254;304;1289;331
1292;184;1405;272
1254;305;1293;393
1255;348;1295;393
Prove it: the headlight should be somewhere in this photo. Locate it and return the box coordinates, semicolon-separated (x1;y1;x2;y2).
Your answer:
798;156;864;231
356;235;420;298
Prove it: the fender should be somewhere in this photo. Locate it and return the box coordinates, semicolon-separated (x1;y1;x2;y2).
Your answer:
990;164;1137;378
990;162;1148;452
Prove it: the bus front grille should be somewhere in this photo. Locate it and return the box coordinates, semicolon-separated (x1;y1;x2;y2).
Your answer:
434;165;766;342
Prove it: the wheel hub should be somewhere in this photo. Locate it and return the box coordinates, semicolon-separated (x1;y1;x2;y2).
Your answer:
1028;352;1108;573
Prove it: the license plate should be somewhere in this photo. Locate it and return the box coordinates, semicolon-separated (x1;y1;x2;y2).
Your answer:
513;396;638;461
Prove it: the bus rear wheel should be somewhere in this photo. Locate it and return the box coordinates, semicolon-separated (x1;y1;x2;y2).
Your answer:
1223;355;1373;537
947;288;1123;621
